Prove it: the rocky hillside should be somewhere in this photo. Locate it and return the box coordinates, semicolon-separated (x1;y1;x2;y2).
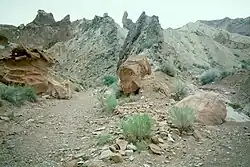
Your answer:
199;16;250;37
0;10;250;88
118;12;250;80
163;22;250;76
46;14;127;87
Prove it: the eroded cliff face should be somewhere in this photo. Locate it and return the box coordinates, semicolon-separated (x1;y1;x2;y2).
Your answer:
46;14;128;87
118;11;176;71
0;10;73;49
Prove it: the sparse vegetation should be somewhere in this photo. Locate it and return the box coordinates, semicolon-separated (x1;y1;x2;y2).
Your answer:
169;106;195;135
103;75;118;86
240;60;250;69
200;68;220;85
121;113;153;143
96;133;113;146
0;84;37;106
160;62;176;77
98;92;118;113
220;69;234;79
172;79;188;101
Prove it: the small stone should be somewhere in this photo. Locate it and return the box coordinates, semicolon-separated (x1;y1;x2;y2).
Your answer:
167;134;175;142
77;161;84;165
0;116;10;122
149;144;163;155
143;164;150;167
38;120;45;124
116;139;128;151
125;150;133;156
64;159;77;167
193;130;203;141
95;126;106;131
74;152;88;159
42;136;48;139
158;143;168;150
127;143;137;151
110;153;123;163
151;135;160;144
169;99;175;105
245;133;250;136
59;131;64;134
164;160;170;164
118;150;126;156
109;145;117;152
158;138;164;143
128;155;135;161
99;150;113;160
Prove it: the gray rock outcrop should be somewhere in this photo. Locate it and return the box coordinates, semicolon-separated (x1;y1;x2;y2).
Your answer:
122;11;135;31
0;9;73;49
117;11;174;70
32;9;56;25
199;17;250;37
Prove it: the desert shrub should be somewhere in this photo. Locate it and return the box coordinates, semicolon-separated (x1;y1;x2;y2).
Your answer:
200;68;220;85
109;82;123;98
219;68;236;79
172;80;188;101
103;75;118;86
98;92;118;113
0;84;37;106
160;62;176;77
121;113;153;143
96;133;113;146
169;106;195;135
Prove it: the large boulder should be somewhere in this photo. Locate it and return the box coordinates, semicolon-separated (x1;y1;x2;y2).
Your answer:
118;55;151;94
175;92;227;125
0;45;71;99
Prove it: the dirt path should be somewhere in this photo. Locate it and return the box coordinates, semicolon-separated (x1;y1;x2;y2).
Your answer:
0;90;105;167
0;90;250;167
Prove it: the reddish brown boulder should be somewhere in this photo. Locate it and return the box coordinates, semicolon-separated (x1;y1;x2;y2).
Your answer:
175;92;227;125
118;55;151;94
0;45;71;99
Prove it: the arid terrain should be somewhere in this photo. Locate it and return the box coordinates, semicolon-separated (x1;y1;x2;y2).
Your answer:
0;10;250;167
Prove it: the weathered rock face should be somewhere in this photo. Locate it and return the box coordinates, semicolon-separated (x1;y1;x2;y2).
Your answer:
122;11;135;31
47;15;127;87
0;35;8;46
118;55;151;94
0;10;73;49
175;92;227;125
0;45;71;99
199;16;250;37
117;11;176;71
32;9;56;25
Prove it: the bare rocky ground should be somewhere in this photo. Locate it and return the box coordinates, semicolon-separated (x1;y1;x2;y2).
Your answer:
0;81;250;167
